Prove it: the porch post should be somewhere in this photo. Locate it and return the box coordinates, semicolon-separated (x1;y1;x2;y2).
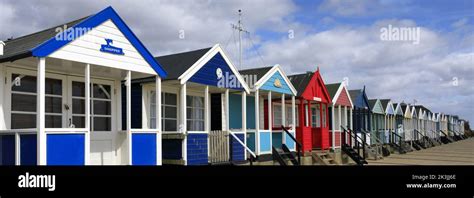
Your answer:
281;94;285;144
255;90;260;155
180;83;187;165
205;86;210;159
156;76;162;165
0;66;4;130
350;108;353;144
344;105;347;145
84;64;91;165
126;70;132;165
331;104;335;150
225;89;229;131
307;101;311;127
291;96;296;131
37;57;46;165
268;91;272;148
267;91;273;131
338;105;342;148
242;91;247;159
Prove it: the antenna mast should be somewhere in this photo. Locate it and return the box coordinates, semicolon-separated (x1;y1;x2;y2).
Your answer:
232;9;249;69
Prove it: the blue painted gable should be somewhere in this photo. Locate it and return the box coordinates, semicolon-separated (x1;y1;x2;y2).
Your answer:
188;52;243;90
260;71;293;95
354;90;370;110
31;6;167;78
386;103;395;115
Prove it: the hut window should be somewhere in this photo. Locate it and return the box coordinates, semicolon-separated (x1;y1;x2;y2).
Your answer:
285;106;295;127
186;95;204;131
11;74;63;129
273;103;282;127
322;104;327;128
312;104;321;128
92;84;112;131
149;92;177;131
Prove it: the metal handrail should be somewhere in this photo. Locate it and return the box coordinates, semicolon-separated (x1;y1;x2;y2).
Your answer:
228;131;256;165
281;126;302;165
341;126;367;159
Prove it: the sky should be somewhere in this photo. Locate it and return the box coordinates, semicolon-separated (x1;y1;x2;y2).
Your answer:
0;0;473;123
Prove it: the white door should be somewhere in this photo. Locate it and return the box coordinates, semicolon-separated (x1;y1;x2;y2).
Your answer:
67;76;116;165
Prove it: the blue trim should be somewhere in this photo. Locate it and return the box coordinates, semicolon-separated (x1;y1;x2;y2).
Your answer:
187;134;208;165
188;52;243;90
260;132;271;153
47;134;85;165
20;134;37;165
285;132;295;150
230;133;245;161
132;133;157;165
272;132;283;149
260;71;293;95
31;6;167;78
246;132;256;152
0;135;15;165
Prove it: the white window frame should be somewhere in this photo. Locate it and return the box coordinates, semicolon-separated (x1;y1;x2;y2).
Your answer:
186;95;205;132
272;103;282;127
5;67;68;129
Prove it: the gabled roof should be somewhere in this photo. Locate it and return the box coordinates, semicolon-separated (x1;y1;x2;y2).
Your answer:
0;6;167;77
132;44;250;93
325;82;353;107
239;64;297;95
348;90;361;104
380;99;390;110
368;99;385;114
239;66;273;82
155;47;212;80
0;17;88;62
348;88;370;110
288;72;313;97
325;83;341;99
380;99;394;114
400;103;412;118
411;106;418;118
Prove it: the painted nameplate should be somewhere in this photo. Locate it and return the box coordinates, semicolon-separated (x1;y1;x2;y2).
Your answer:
100;39;124;55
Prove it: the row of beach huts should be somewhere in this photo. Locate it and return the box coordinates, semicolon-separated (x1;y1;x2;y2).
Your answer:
0;7;470;166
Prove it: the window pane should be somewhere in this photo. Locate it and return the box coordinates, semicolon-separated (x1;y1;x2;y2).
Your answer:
45;97;62;113
186;108;192;119
73;116;85;128
72;99;85;114
72;81;85;97
150;104;156;118
12;74;36;93
163;106;177;119
93;84;111;99
163;119;177;131
46;115;62;128
12;94;36;112
11;114;36;129
164;93;177;105
150;119;156;129
93;117;111;131
93;101;111;115
45;78;62;95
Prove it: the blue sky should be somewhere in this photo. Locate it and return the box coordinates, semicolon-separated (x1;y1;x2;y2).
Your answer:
0;0;473;124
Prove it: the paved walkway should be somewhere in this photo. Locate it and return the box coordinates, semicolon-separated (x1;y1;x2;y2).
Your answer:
367;138;474;165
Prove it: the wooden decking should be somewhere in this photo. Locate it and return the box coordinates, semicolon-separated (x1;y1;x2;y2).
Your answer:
367;138;474;165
